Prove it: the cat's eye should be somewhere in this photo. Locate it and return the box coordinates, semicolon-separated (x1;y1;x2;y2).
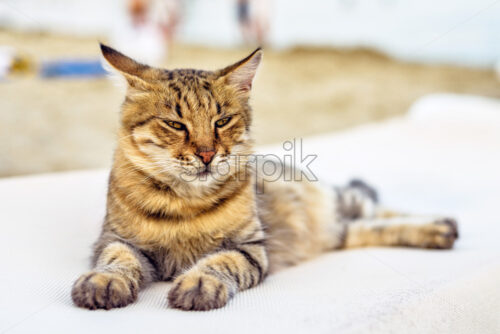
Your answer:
165;120;185;130
215;117;232;128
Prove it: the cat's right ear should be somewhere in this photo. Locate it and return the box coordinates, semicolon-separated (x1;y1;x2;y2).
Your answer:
217;48;263;95
100;43;155;90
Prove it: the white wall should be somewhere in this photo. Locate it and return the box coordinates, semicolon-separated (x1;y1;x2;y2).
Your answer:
1;0;499;67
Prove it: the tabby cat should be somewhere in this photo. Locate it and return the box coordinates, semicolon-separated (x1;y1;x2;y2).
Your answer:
71;45;458;311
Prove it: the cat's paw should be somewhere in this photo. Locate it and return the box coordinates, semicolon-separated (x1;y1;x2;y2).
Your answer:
168;271;233;311
421;218;459;249
71;271;138;310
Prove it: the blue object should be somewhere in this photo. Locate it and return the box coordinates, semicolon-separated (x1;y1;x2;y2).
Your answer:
40;59;106;78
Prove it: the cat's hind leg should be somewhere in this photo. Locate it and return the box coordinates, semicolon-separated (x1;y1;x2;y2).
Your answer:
335;180;458;249
71;241;155;310
343;216;459;249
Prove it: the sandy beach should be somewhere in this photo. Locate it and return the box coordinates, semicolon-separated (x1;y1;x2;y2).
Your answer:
1;30;500;177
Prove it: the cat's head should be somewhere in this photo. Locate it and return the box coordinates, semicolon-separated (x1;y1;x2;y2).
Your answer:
101;44;262;191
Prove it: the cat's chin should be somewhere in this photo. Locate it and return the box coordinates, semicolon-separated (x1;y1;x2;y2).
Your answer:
175;170;227;190
196;170;212;178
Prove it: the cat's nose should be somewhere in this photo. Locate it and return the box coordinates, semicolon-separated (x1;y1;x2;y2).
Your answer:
196;149;216;165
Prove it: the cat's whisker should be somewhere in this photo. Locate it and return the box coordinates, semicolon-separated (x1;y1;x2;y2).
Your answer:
117;134;136;141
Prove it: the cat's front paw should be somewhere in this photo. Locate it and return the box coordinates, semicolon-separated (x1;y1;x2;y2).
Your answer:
168;271;234;311
422;218;459;249
71;271;138;310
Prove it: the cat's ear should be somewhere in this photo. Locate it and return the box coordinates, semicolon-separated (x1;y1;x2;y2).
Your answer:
218;48;263;94
100;43;156;90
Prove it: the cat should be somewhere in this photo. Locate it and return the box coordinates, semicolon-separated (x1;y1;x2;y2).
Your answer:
71;44;458;311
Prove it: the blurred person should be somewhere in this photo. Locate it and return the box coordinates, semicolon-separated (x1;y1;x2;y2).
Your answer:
156;0;182;45
237;0;271;46
237;0;251;43
111;0;182;65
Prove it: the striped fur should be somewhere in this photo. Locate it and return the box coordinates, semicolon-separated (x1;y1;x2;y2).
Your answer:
71;45;458;311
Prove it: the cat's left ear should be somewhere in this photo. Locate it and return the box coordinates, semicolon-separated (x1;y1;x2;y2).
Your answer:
217;48;263;94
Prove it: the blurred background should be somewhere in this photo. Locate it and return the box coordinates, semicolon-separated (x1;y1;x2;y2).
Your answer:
1;0;500;177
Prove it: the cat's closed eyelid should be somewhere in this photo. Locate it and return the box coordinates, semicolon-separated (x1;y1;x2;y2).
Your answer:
215;115;238;127
215;117;231;127
162;119;187;131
